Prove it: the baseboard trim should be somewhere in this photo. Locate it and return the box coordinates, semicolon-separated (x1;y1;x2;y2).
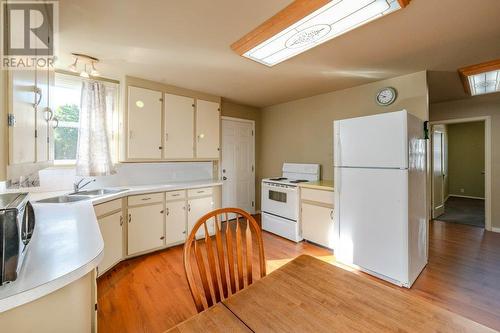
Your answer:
448;194;485;200
492;227;500;233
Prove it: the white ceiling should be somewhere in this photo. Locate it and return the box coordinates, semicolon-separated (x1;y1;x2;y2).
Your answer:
57;0;500;107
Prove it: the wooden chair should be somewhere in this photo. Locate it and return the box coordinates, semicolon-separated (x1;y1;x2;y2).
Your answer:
183;208;266;312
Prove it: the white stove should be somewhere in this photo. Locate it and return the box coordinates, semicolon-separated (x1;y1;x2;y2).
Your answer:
261;163;320;242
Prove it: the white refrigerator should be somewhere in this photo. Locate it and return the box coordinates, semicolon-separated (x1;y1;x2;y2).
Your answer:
333;110;427;288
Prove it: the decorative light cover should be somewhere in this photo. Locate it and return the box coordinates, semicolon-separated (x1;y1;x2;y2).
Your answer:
467;71;500;96
232;0;410;66
458;59;500;96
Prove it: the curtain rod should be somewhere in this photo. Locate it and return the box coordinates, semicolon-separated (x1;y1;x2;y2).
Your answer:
55;69;120;84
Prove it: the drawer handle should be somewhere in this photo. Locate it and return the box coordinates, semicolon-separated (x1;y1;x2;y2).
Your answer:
166;208;170;216
197;190;205;193
172;194;180;197
120;216;123;226
330;210;334;220
141;197;152;201
128;214;132;223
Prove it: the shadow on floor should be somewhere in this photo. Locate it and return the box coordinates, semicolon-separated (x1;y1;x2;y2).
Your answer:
437;196;485;227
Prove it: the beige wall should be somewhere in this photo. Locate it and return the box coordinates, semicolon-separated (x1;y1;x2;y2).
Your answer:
221;100;262;209
447;122;485;198
430;93;500;228
260;71;429;182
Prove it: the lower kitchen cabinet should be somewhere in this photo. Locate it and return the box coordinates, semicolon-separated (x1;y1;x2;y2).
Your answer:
92;186;220;274
165;200;187;245
188;196;215;239
127;203;165;255
97;211;123;274
301;203;334;249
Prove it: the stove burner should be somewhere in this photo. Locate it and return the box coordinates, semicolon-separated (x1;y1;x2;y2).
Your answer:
289;179;309;184
270;177;288;181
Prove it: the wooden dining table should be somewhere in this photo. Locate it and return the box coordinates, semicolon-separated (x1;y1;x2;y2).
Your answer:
166;255;495;332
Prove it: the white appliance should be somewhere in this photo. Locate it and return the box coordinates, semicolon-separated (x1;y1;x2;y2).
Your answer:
262;163;320;242
334;110;427;288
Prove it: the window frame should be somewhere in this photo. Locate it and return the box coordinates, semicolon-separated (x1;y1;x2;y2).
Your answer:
52;72;120;165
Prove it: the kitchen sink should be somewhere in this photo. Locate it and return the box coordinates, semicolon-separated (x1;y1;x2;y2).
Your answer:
37;195;91;204
69;188;128;196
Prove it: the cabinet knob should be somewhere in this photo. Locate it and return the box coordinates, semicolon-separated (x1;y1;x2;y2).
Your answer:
160;210;164;214
160;236;165;240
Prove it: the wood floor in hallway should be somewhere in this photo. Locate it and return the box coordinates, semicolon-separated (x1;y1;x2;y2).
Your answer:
97;217;500;333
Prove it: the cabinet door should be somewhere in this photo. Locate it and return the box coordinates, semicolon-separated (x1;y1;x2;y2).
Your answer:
10;70;36;164
301;203;334;249
188;196;215;239
35;68;53;162
196;100;220;159
164;93;194;159
127;86;163;160
165;200;187;245
128;203;165;255
97;211;123;274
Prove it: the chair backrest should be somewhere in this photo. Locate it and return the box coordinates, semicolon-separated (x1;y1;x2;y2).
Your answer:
183;208;266;312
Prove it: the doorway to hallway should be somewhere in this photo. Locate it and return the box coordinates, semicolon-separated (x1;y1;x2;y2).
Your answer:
431;118;490;229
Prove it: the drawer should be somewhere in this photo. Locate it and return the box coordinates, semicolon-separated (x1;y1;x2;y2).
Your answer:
94;199;122;217
166;190;186;201
301;188;334;205
188;187;213;198
128;192;164;206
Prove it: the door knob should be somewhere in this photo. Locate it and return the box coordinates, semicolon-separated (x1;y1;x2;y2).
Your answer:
223;176;227;180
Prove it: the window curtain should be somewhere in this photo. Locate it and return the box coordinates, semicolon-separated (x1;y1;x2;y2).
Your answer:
75;80;116;176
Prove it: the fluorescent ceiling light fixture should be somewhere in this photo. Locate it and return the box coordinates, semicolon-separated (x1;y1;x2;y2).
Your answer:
458;59;500;96
231;0;411;66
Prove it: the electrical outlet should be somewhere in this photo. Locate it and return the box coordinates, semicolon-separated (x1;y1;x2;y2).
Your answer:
460;188;465;193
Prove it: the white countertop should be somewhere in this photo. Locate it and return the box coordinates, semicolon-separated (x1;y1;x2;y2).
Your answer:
0;179;222;313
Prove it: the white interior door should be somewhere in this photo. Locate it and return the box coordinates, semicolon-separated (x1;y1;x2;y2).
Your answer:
164;93;194;159
221;118;255;215
127;86;163;159
432;130;445;218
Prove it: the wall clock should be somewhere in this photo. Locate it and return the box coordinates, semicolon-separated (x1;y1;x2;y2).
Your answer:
376;87;398;106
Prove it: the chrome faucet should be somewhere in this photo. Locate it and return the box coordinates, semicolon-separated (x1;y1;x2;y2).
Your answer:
73;178;96;193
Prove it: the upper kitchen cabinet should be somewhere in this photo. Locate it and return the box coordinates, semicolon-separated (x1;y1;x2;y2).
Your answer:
196;99;220;159
35;68;54;163
8;68;54;166
9;70;36;165
127;86;163;160
122;76;221;162
164;93;195;159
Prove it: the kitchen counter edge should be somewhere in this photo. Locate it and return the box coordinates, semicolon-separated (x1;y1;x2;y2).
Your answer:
0;179;222;313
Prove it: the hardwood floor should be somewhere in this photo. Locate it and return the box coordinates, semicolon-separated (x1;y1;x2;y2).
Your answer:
97;217;500;333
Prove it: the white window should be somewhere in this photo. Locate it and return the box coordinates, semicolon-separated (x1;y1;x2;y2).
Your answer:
53;73;119;164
